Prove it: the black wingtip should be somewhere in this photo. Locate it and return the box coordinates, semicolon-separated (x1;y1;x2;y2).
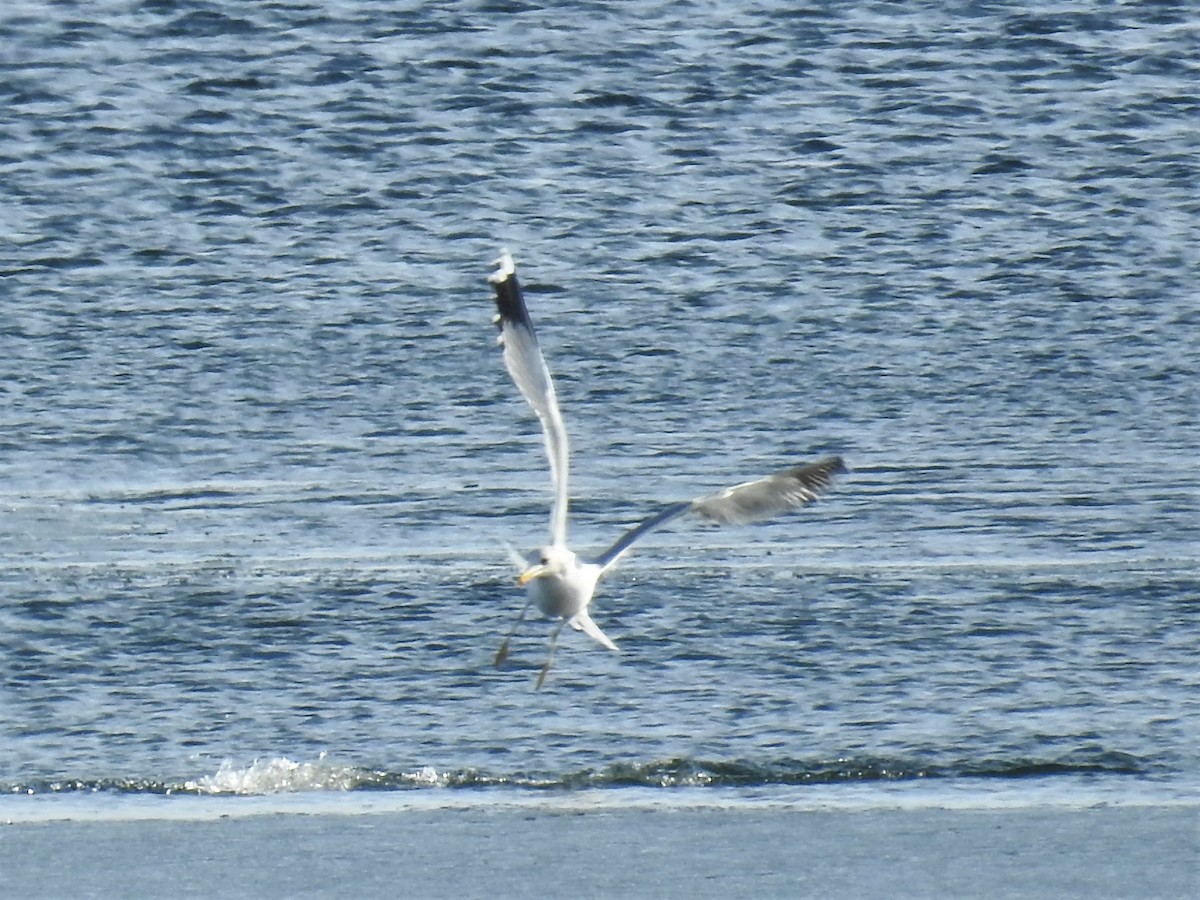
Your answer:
489;250;533;331
791;455;848;489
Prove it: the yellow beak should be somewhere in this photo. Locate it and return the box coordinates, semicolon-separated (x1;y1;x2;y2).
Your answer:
517;564;547;586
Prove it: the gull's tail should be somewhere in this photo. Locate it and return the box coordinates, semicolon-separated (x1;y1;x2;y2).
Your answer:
569;610;620;652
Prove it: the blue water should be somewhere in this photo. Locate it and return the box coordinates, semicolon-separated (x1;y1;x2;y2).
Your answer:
1;1;1197;812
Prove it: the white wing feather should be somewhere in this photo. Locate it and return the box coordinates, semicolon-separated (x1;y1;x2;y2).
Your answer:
490;252;571;546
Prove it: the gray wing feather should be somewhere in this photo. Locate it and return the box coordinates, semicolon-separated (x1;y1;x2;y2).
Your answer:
691;456;846;525
593;501;693;571
593;455;845;572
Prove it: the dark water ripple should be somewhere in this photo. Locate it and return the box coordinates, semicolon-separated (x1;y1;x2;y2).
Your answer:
5;747;1151;798
1;1;1197;805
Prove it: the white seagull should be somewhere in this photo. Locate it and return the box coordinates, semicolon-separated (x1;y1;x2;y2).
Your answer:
488;251;845;688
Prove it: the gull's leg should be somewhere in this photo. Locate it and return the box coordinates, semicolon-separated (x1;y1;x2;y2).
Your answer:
535;618;568;690
494;596;534;668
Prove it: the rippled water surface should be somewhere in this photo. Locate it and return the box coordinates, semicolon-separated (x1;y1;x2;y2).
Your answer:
1;1;1197;808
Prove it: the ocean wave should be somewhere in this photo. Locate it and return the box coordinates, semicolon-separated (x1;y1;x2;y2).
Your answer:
3;749;1150;797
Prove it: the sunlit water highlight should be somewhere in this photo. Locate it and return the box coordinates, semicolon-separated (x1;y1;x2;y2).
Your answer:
2;0;1197;820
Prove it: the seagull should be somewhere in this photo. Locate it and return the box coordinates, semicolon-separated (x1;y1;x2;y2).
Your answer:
488;251;845;688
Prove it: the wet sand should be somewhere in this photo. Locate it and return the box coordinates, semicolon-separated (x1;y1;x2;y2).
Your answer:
2;804;1196;898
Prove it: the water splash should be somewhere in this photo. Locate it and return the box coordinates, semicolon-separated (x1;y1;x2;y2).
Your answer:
180;755;462;795
184;755;356;795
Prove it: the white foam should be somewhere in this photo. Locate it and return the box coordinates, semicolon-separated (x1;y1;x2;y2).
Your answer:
177;756;462;796
183;755;366;795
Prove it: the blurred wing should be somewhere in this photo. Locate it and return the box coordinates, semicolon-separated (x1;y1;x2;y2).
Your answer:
500;540;533;573
593;456;846;571
489;251;570;546
691;456;846;525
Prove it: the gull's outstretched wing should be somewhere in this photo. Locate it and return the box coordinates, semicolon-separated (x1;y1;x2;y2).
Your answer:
594;455;846;571
489;251;570;546
691;455;847;525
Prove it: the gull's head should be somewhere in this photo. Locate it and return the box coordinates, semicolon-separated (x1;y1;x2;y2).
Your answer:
518;545;577;585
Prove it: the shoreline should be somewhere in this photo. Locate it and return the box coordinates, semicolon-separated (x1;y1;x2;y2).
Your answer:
2;775;1197;824
2;802;1196;899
